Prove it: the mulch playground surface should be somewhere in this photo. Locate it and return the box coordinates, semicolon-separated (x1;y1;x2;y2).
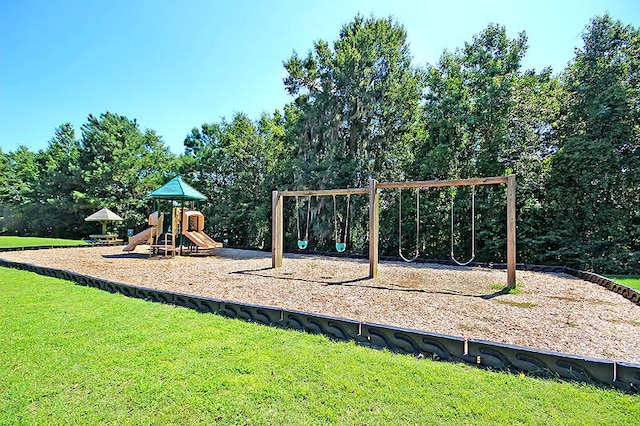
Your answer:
2;246;639;363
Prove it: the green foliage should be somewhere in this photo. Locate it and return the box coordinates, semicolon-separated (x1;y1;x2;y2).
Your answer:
0;146;40;234
2;268;638;424
27;123;88;237
1;13;638;273
544;15;640;273
181;111;287;247
284;15;422;188
415;24;539;262
78;112;177;235
289;17;419;154
283;15;423;251
419;24;528;180
0;115;177;239
0;124;94;237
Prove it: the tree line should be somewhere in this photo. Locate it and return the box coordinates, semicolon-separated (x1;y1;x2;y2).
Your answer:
0;14;638;274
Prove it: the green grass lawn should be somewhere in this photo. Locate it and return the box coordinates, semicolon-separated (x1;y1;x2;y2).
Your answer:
607;276;640;291
0;236;87;248
1;268;638;425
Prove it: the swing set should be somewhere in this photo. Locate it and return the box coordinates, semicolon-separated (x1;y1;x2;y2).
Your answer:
272;175;516;288
398;186;476;266
294;194;351;252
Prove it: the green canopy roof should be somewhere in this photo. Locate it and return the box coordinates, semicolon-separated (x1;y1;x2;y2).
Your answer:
147;176;207;201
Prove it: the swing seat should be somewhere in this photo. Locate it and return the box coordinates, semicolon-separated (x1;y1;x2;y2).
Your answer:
297;240;308;250
335;242;346;253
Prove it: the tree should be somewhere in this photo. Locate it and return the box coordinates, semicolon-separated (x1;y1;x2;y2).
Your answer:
181;111;287;247
0;146;39;235
544;15;640;273
0;148;17;234
283;15;423;251
416;24;534;262
507;70;564;262
79;112;176;234
419;24;528;180
28;123;87;237
284;14;423;189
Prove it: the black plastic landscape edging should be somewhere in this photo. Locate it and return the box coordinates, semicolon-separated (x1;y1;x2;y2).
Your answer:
562;267;640;306
1;257;638;392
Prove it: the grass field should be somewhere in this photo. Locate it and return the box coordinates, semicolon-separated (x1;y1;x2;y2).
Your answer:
0;236;87;248
608;276;640;291
1;268;638;425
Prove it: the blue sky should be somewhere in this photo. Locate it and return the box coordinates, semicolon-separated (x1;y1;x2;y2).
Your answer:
1;0;638;155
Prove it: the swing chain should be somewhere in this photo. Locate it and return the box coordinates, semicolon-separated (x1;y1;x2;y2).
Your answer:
296;195;311;249
305;195;311;242
296;196;301;240
333;194;350;252
398;187;420;263
450;185;475;266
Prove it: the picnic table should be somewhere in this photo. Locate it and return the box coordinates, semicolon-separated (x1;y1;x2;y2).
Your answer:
89;234;123;244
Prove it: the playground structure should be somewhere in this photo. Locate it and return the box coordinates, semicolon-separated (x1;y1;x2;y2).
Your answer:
272;175;516;288
123;176;222;256
123;209;223;255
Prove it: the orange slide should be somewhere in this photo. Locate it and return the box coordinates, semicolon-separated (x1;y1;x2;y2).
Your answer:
122;227;154;252
181;209;222;251
183;230;223;250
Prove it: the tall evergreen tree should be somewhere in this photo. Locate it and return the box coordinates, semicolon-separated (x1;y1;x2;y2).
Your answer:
507;70;564;262
29;123;87;237
79;112;176;234
419;24;528;180
416;24;537;262
283;15;423;251
545;15;640;273
284;15;423;189
0;146;39;235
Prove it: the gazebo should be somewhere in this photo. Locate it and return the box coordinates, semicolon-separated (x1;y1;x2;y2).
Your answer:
84;207;124;242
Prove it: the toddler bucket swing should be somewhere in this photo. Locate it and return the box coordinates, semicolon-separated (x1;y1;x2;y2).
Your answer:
450;186;476;266
398;187;420;262
332;194;350;252
296;195;311;250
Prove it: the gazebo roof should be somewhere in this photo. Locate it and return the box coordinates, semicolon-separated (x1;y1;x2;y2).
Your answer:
147;176;207;201
84;207;124;222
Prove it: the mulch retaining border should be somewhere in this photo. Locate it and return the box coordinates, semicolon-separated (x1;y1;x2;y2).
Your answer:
0;247;638;392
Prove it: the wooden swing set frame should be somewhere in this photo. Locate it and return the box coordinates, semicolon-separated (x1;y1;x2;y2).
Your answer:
272;175;516;288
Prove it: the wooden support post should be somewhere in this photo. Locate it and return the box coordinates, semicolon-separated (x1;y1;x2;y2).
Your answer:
506;174;516;288
369;179;379;279
179;200;184;256
272;191;283;268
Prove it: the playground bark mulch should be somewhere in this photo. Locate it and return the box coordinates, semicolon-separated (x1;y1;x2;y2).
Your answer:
2;246;639;363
